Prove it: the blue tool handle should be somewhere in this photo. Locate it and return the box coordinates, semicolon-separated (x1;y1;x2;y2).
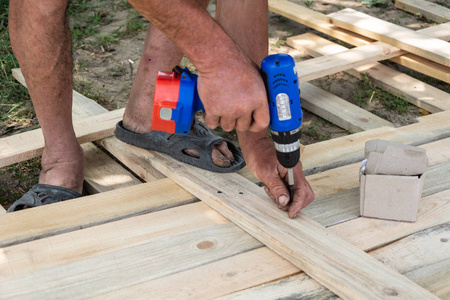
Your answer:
171;69;204;134
261;54;302;133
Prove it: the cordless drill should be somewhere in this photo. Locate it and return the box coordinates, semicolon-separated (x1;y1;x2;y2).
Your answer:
152;54;302;200
261;54;302;201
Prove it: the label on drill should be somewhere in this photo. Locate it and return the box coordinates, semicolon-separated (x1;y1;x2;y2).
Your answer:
275;93;292;121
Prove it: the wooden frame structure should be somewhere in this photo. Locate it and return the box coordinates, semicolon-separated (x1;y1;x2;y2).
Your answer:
1;1;449;299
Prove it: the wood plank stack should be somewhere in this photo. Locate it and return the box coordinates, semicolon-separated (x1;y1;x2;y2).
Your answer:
1;2;449;299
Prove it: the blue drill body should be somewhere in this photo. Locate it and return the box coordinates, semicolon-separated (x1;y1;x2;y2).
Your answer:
154;54;302;195
261;54;302;170
173;69;203;134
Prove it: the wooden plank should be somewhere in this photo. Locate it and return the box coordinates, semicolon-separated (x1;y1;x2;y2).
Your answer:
300;82;393;132
327;8;450;67
11;68;143;194
302;109;450;175
0;108;124;168
0;217;262;299
288;33;450;113
135;150;437;299
91;248;302;300
1;170;448;298
218;223;450;300
305;161;450;227
330;188;450;251
296;41;403;82
81;142;142;194
1;181;448;299
268;0;450;83
0;202;251;280
0;178;196;248
395;0;450;23
12;68;107;118
101;137;166;182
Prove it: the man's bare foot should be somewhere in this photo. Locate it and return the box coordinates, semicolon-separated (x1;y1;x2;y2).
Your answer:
39;145;84;194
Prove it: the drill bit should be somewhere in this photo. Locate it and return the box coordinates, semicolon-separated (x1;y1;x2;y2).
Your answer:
287;168;295;203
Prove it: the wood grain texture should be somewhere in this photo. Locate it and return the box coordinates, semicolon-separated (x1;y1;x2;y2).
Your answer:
0;179;196;248
219;223;450;300
288;33;450;113
395;0;450;23
0;108;124;168
296;41;402;82
82;142;142;194
327;8;450;67
299;82;393;132
0;203;247;279
268;0;450;82
305;161;450;227
1;162;448;298
11;68;142;194
101;137;166;182
301;110;450;175
137;150;437;299
90;247;300;300
1;166;447;299
330;188;450;251
0;221;261;299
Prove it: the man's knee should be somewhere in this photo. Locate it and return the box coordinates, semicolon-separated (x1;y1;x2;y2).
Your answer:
10;0;69;18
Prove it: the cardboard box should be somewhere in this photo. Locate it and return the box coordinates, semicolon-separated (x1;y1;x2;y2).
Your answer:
359;140;428;222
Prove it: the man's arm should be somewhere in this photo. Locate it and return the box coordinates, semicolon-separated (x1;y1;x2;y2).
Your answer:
127;0;270;132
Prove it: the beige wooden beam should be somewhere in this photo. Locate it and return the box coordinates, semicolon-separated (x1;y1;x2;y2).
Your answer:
0;108;124;168
299;82;393;132
0;178;196;248
396;0;450;23
11;68;142;194
288;33;450;113
327;8;450;67
268;0;450;83
124;148;438;299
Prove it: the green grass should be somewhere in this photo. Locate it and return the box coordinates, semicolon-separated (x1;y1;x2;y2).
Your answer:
305;0;314;8
354;73;412;114
0;1;36;135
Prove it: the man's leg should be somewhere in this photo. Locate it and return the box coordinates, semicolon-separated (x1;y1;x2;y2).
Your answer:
9;0;83;194
216;0;268;69
122;0;235;168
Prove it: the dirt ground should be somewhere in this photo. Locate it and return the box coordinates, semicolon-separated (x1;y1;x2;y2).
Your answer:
2;0;447;207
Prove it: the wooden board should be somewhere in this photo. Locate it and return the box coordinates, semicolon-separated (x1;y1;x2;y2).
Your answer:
132;150;437;299
10;68;143;196
299;82;393;132
302;109;450;174
296;41;403;82
0;108;124;168
1;179;448;299
395;0;450;23
82;142;142;194
268;0;450;83
219;222;450;300
288;33;450;113
0;179;196;248
327;8;450;67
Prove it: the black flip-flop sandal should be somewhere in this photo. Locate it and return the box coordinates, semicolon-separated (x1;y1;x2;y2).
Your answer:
114;118;246;173
7;184;82;212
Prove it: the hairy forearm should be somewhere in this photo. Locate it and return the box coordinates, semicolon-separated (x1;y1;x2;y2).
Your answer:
128;0;247;73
